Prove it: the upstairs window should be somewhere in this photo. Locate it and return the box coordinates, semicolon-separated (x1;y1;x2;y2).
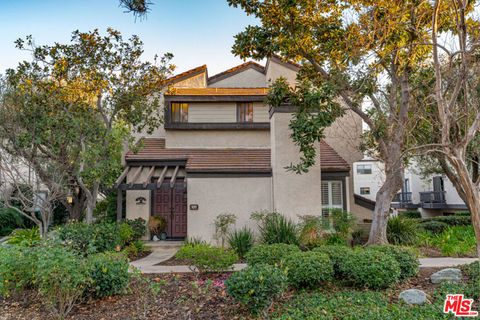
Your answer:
237;102;253;123
360;187;370;195
357;164;372;174
171;103;188;122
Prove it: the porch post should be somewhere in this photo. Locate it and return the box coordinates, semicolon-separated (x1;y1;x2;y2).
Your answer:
116;189;123;222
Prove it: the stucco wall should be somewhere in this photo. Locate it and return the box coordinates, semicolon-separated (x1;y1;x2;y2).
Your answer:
323;110;367;218
209;68;266;88
165;130;270;148
270;112;323;219
266;59;298;87
187;177;272;244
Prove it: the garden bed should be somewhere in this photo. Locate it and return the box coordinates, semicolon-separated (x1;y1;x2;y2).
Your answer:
0;267;473;320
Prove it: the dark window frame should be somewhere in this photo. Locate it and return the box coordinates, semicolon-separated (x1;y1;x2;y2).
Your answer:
357;164;372;175
360;187;371;195
236;102;254;123
171;102;189;123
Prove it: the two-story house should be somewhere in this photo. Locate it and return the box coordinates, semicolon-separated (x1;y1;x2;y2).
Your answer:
353;158;468;217
115;56;371;242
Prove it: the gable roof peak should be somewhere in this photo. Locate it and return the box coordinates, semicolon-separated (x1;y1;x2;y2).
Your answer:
165;64;207;85
207;60;266;85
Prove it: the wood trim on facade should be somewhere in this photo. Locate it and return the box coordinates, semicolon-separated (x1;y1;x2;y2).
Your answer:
164;122;270;130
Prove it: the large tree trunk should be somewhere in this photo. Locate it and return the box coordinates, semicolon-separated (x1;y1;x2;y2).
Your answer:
84;182;99;223
66;188;87;221
367;148;405;245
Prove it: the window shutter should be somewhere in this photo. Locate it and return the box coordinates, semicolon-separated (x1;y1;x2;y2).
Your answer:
321;182;329;206
331;181;342;207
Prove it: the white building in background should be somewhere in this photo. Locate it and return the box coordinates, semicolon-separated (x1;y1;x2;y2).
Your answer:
353;158;468;217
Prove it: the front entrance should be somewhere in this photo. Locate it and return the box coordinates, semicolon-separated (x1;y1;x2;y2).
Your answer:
153;178;187;238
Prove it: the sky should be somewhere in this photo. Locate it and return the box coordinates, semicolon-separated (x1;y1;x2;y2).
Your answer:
0;0;259;76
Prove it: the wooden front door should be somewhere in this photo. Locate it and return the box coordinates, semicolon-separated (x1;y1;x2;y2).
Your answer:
153;178;187;238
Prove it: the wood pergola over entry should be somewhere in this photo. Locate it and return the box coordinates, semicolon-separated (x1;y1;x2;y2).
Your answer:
114;163;187;239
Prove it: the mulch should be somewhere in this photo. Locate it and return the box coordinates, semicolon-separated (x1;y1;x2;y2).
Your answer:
0;267;472;320
0;273;250;320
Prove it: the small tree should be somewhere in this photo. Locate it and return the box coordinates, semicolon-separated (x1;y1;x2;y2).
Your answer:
214;213;237;248
0;152;66;237
2;29;174;223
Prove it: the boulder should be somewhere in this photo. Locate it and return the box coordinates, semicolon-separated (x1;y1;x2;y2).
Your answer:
430;268;462;284
399;289;427;305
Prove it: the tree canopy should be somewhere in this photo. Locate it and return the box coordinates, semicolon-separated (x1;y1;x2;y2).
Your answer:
1;28;174;222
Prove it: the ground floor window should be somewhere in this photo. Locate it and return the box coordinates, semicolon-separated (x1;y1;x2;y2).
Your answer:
321;180;343;217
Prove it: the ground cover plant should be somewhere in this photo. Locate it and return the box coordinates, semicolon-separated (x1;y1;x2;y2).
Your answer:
417;225;477;257
175;243;238;273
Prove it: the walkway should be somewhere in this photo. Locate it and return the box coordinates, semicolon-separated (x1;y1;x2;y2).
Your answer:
131;244;478;274
418;257;478;268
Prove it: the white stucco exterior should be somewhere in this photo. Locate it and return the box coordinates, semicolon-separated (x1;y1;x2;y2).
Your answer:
353;158;467;216
186;177;272;243
124;57;370;242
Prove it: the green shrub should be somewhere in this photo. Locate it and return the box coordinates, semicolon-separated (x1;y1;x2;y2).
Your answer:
35;246;90;319
125;218;147;241
245;243;300;266
57;222;123;255
455;211;470;216
175;243;238;273
420;215;471;226
283;251;333;288
57;222;96;254
0;246;37;297
87;252;130;298
228;227;254;259
122;240;149;259
329;209;356;238
254;212;299;245
351;227;367;246
429;225;476;256
312;245;352;277
368;245;419;279
118;222;134;245
226;264;288;315
92;222;122;252
6;228;40;247
419;220;448;233
0;208;25;236
339;250;401;289
399;210;421;219
387;216;419;245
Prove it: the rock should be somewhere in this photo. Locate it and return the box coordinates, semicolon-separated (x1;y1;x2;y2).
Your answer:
430;268;462;284
399;289;427;305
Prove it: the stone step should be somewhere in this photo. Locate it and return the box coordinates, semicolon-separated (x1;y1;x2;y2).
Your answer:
144;240;184;248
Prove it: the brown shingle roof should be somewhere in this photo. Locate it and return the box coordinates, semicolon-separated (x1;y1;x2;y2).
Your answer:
166;87;268;96
165;65;207;85
126;138;349;173
320;140;350;172
126;139;271;173
208;61;266;84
